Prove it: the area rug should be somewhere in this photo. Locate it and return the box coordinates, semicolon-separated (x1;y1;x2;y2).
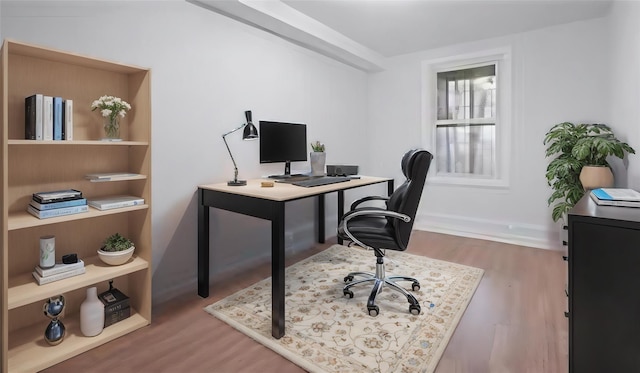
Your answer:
204;244;484;373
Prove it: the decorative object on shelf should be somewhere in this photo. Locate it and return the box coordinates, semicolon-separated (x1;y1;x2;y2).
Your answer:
544;122;635;222
99;280;131;327
222;110;259;186
43;295;66;346
80;287;105;337
310;140;326;176
97;233;135;265
39;235;55;269
90;95;131;141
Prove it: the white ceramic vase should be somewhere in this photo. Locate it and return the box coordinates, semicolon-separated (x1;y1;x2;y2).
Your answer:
80;287;104;337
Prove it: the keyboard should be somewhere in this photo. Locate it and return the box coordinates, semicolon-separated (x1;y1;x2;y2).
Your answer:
291;176;351;188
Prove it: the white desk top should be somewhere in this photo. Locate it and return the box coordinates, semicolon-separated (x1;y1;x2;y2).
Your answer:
199;176;391;202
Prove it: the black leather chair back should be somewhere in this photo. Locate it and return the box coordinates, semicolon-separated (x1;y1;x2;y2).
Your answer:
386;149;433;249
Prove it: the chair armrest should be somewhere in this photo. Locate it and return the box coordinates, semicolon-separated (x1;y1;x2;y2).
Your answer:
342;209;411;250
350;196;389;210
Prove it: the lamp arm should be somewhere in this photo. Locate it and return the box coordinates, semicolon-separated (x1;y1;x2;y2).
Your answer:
222;132;240;183
222;123;247;137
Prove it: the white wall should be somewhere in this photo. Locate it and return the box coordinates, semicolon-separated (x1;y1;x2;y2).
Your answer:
0;1;376;304
367;17;612;249
608;1;640;189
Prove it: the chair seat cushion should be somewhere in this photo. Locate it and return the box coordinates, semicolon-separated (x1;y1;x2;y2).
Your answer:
337;215;401;250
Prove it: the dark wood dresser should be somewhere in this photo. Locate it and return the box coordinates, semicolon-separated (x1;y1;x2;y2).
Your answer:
568;194;640;372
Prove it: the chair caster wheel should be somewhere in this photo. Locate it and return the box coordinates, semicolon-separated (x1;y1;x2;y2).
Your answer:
412;281;420;291
367;305;379;317
344;275;354;282
409;304;421;315
344;290;354;298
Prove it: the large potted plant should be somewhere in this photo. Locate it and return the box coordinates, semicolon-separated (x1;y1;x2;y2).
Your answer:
544;122;635;222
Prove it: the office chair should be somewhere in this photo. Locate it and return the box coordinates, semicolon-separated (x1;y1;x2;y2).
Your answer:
337;149;433;316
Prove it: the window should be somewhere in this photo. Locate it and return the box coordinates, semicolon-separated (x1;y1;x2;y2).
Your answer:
422;48;511;187
436;64;496;177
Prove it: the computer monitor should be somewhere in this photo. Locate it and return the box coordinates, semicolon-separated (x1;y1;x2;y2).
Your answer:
259;120;308;178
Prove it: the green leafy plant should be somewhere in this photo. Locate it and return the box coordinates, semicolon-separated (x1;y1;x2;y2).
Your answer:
101;233;133;252
544;122;635;222
310;141;325;152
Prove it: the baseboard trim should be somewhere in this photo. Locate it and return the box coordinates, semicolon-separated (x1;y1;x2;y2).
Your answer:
414;212;562;250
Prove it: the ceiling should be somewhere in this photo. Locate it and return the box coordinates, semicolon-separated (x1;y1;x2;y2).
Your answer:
190;0;613;71
282;0;613;57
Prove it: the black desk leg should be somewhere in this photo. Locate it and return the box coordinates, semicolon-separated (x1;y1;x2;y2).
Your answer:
271;202;286;339
197;189;210;298
388;180;394;196
337;190;344;245
318;194;325;243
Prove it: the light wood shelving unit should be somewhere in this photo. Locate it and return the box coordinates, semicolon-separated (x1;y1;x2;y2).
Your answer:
1;39;152;372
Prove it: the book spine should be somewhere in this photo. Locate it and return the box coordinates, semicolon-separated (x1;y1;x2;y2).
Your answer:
64;99;73;140
104;307;131;327
53;97;63;140
90;200;144;210
30;198;87;211
27;204;89;219
36;260;85;277
33;189;83;203
43;96;54;141
35;94;44;140
25;95;36;139
32;267;86;285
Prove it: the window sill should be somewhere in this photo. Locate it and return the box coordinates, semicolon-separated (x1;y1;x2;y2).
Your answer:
428;175;510;189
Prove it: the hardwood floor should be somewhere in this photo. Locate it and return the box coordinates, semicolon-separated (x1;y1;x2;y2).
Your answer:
42;231;568;373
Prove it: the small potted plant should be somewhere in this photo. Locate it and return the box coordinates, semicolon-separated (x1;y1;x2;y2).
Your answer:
97;233;135;265
310;141;326;176
310;141;325;153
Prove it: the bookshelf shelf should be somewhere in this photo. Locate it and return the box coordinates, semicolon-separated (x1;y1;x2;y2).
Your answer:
8;139;149;146
8;255;149;309
8;311;148;373
1;39;152;371
8;204;149;231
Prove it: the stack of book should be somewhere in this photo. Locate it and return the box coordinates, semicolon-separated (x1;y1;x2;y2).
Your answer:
99;284;131;327
28;189;89;219
32;259;86;285
589;188;640;207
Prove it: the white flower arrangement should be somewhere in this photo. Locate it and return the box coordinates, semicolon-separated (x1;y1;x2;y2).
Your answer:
91;95;131;120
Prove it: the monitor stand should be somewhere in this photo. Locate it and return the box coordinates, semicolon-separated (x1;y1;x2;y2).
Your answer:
267;161;305;179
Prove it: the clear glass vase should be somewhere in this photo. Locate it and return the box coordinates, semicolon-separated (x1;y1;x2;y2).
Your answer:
103;116;120;140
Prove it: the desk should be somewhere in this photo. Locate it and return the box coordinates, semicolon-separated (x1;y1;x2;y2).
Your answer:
198;176;393;338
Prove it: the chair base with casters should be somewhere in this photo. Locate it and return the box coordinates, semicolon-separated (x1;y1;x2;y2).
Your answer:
343;251;421;317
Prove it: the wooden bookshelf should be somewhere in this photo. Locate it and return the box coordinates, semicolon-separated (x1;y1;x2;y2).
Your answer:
0;39;152;372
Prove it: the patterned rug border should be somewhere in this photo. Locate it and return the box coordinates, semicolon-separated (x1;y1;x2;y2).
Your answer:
205;245;484;373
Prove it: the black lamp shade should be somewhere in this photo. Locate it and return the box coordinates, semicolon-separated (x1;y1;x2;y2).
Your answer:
243;122;259;140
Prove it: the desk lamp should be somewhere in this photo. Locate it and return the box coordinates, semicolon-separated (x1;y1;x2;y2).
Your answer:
222;110;259;186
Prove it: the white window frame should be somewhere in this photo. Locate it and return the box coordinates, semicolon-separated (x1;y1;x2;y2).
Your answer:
421;47;512;188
